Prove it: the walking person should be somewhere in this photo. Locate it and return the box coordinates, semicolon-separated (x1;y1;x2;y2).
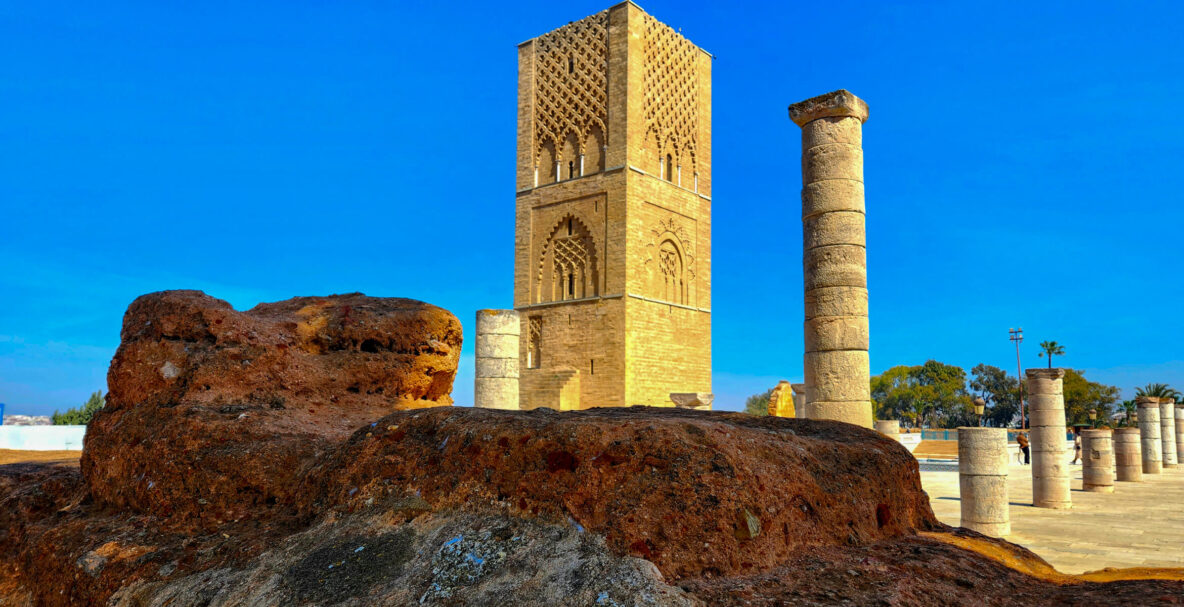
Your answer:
1069;427;1082;465
1016;431;1030;465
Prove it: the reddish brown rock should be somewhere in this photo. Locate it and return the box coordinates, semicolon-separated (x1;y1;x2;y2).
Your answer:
2;407;1183;606
303;406;939;581
81;290;461;527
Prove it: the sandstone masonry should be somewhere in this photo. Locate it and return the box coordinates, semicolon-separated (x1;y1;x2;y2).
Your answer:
514;3;712;409
1027;368;1070;509
474;309;521;409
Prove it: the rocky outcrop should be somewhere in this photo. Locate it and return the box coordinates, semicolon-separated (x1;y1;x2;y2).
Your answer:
2;291;1182;605
302;407;935;581
1;409;1183;605
81;290;461;527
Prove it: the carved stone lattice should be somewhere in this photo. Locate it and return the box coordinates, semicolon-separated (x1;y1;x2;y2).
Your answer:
533;11;608;163
553;236;590;275
536;216;600;303
643;14;699;171
645;217;696;284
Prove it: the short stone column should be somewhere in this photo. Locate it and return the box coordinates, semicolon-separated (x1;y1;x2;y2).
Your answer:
1160;398;1178;468
791;383;808;419
874;420;900;439
1137;396;1162;474
1081;429;1114;493
1114;428;1143;482
1176;403;1184;466
789;89;871;428
474;309;520;410
1027;369;1070;509
958;427;1010;537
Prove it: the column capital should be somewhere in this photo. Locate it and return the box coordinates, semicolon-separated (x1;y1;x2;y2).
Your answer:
1136;396;1161;406
1025;368;1064;380
788;89;869;127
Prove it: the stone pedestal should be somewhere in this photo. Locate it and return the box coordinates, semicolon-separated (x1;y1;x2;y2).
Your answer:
958;427;1010;537
474;310;520;410
789;90;871;428
1081;429;1114;493
791;383;808;419
1160;398;1178;468
1027;369;1070;509
1137;396;1162;474
874;419;900;439
1114;428;1143;482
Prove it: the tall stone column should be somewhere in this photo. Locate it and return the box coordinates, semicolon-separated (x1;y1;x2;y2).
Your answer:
1137;396;1162;474
958;427;1010;537
474;309;520;410
1027;369;1070;509
789;89;871;428
1160;398;1178;468
1176;403;1184;466
1081;429;1114;493
1114;427;1143;482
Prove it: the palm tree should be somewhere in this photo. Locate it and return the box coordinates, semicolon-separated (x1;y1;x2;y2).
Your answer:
1037;340;1065;368
1135;383;1182;402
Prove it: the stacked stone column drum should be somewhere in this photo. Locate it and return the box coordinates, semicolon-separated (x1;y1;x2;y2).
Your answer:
1081;429;1114;493
791;383;808;419
957;427;1010;537
1026;369;1071;509
789;90;872;428
874;420;900;439
1137;397;1162;474
1114;428;1143;482
474;310;520;410
1176;403;1184;466
1160;398;1178;468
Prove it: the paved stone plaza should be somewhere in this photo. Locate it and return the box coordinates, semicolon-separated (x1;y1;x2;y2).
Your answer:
922;458;1184;573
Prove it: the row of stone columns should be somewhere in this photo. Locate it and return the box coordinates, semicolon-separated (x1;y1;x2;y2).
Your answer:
959;371;1183;538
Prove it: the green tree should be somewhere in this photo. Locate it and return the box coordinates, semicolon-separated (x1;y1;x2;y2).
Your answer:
870;360;969;428
1062;369;1119;426
52;391;106;425
1118;399;1136;427
1134;383;1182;401
744;388;772;416
1037;340;1065;368
969;364;1021;427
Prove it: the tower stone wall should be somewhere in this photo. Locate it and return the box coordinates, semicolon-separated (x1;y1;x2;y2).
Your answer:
514;3;712;409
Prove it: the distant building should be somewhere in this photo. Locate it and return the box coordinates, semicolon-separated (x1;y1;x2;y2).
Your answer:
2;415;52;426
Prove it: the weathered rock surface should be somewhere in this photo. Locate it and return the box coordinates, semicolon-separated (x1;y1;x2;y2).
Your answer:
302;407;935;581
81;290;462;527
2;408;1183;605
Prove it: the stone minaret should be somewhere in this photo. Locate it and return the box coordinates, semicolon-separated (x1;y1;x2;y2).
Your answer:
788;90;871;427
514;5;712;410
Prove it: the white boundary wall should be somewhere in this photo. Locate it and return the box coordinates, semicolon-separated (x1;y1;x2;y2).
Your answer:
0;426;86;450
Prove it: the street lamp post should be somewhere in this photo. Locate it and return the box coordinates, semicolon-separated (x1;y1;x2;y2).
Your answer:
974;397;986;427
1089;408;1098;428
1009;328;1025;429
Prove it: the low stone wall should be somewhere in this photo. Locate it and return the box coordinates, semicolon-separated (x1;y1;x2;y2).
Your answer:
0;425;86;450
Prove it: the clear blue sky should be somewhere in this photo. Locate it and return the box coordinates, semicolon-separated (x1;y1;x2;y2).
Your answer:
2;1;1182;415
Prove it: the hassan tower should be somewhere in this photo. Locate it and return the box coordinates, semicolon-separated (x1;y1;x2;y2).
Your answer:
513;2;712;409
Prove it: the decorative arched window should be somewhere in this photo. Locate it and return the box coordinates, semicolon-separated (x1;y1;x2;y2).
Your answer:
538;139;557;185
664;154;674;183
536;216;599;304
657;239;685;304
584;123;605;175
